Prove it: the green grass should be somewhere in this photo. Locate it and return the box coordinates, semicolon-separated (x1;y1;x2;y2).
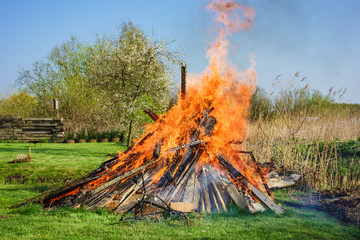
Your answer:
0;143;359;239
0;142;127;184
0;184;359;239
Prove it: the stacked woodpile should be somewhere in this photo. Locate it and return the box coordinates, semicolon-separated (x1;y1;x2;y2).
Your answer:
26;108;284;217
0;115;64;142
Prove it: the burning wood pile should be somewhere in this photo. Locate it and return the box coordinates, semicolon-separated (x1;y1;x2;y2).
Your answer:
20;0;285;217
34;107;283;216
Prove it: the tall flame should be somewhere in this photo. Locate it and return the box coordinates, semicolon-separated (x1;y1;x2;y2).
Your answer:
139;0;257;178
113;0;257;183
50;0;260;204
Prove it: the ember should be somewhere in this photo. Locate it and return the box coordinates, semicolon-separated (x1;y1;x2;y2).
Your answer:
24;0;284;216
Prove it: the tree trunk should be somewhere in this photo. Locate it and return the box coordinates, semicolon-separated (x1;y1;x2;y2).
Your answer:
126;119;133;148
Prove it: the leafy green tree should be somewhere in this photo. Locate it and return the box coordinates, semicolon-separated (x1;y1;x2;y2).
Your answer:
86;22;179;146
17;36;106;130
16;23;179;142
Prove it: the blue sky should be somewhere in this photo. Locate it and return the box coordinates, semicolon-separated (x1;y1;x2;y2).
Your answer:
1;0;359;103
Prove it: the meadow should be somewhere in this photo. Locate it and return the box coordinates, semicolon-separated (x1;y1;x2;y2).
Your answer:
1;80;360;239
1;142;359;239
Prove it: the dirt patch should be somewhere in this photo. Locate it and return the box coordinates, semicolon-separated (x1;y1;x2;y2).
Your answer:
321;192;360;227
6;174;29;184
290;191;360;227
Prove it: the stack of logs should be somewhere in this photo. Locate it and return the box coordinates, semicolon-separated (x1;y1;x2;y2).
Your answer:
0;115;64;142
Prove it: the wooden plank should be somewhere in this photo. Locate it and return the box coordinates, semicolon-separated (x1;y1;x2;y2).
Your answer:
207;170;227;212
92;141;162;195
223;180;253;211
92;160;159;195
22;118;54;121
89;172;149;208
170;202;194;212
198;168;211;213
198;194;205;212
216;154;284;214
182;168;196;202
167;165;195;201
113;194;142;214
171;113;215;182
160;147;203;200
193;177;200;211
202;185;211;213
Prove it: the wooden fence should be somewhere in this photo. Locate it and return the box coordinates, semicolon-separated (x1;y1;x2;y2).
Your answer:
0;115;64;142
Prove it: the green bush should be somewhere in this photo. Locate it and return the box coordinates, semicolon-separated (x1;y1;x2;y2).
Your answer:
76;129;87;140
87;128;97;140
97;131;110;140
119;131;126;143
109;129;120;139
64;131;75;140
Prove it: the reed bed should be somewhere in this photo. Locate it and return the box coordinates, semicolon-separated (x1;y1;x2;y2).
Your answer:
246;77;360;191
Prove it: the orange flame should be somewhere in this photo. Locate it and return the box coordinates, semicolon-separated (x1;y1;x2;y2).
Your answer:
49;0;266;204
123;0;257;187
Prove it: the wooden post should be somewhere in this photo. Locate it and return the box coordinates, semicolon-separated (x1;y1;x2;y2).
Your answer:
181;63;186;101
28;144;31;159
53;98;59;118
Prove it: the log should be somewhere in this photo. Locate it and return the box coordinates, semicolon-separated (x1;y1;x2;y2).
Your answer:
143;109;159;122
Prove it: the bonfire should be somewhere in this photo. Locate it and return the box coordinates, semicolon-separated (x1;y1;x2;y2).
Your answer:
18;0;284;217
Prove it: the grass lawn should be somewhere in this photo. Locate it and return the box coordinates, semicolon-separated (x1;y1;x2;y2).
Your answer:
0;142;126;184
0;143;359;239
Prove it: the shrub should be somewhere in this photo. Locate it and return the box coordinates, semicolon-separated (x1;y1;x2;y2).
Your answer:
97;131;110;140
76;129;87;140
109;129;120;139
87;128;97;140
64;132;75;140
